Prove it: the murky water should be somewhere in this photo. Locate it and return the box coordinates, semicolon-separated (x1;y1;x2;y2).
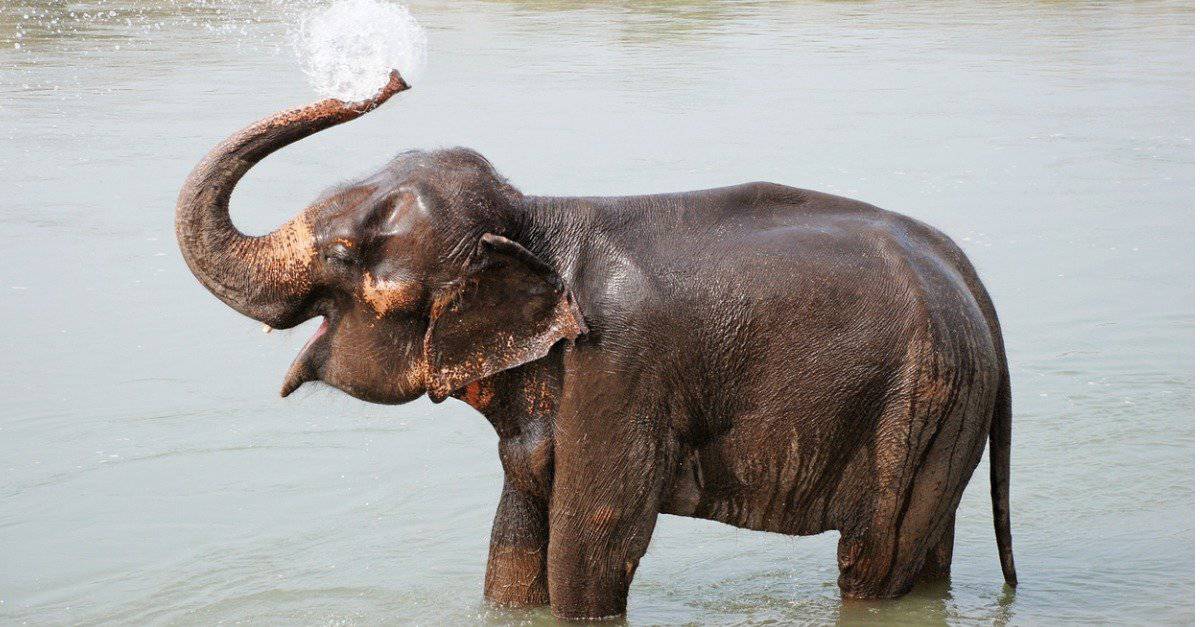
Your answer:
1;1;1193;624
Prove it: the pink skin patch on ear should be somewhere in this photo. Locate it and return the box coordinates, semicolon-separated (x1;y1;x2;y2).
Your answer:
361;273;422;317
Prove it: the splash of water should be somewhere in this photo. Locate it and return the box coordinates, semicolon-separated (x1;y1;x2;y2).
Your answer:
291;0;427;102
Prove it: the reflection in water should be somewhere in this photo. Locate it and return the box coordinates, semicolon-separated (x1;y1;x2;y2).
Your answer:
0;0;1192;624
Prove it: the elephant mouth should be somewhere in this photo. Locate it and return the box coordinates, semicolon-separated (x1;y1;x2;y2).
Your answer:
280;317;330;397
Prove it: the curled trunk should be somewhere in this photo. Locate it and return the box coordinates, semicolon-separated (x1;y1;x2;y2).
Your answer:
175;71;408;327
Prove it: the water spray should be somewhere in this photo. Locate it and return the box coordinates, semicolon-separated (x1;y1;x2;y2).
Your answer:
291;0;427;102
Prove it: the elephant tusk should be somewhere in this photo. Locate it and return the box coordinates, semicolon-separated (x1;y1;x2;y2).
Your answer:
262;324;274;334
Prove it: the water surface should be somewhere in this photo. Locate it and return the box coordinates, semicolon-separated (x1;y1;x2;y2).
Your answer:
1;0;1193;624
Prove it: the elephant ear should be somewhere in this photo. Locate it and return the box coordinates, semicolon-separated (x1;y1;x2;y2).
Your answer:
424;233;587;402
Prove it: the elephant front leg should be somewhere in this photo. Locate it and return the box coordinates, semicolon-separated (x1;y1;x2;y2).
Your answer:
484;481;549;607
546;439;664;620
545;348;670;619
547;498;658;620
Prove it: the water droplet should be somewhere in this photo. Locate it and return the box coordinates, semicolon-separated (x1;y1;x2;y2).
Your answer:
292;0;428;102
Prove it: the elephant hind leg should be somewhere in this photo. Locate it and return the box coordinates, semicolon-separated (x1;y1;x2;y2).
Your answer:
836;460;969;599
837;366;992;599
916;512;955;583
837;522;937;599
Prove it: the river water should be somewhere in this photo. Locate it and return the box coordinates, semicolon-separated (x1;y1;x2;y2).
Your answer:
1;1;1193;624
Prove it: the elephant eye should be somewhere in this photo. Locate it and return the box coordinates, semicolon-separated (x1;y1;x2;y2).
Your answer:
324;243;356;266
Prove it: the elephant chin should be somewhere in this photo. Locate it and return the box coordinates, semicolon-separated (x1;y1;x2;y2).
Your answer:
278;317;429;405
280;318;329;397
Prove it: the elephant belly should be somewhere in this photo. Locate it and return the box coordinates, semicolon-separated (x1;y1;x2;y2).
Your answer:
661;433;861;537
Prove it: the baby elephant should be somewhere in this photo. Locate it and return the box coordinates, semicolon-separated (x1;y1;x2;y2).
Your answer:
177;72;1016;620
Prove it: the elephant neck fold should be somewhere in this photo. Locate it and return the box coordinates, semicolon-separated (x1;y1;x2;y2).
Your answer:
505;194;596;295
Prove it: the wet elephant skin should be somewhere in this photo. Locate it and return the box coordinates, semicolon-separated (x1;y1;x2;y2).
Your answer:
175;75;1016;620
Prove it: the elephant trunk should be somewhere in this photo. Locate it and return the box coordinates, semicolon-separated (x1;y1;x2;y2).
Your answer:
175;71;409;328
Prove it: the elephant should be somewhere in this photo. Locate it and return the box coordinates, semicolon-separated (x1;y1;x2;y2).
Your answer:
176;71;1016;620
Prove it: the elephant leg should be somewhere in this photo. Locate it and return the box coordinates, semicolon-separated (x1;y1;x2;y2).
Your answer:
916;512;955;583
546;482;661;620
837;525;908;599
484;481;549;607
838;379;990;599
837;490;962;599
545;421;666;618
545;347;672;619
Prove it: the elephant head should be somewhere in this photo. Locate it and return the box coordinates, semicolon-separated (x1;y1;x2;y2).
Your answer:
176;71;586;405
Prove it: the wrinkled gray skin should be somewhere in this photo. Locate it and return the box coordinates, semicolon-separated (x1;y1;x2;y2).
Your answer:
176;75;1015;620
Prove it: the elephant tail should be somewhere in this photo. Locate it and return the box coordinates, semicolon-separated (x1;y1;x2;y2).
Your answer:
990;364;1017;587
